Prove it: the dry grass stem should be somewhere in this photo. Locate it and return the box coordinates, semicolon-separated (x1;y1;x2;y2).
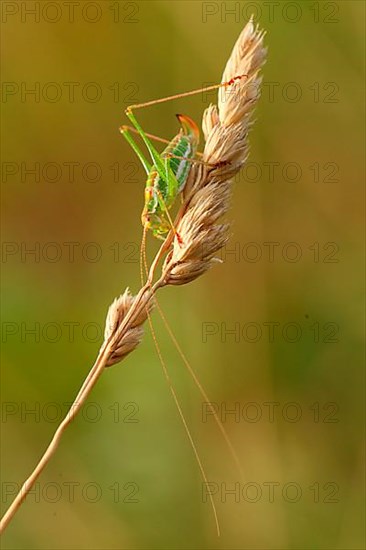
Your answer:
0;17;266;535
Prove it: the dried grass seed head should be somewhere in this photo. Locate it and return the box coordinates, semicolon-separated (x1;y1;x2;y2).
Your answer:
164;18;266;287
104;288;152;367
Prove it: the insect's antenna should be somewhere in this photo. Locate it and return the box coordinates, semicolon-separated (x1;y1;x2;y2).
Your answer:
154;300;244;481
140;225;148;287
140;234;219;532
146;313;221;537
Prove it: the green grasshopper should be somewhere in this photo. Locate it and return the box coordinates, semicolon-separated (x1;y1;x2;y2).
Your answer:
119;76;245;241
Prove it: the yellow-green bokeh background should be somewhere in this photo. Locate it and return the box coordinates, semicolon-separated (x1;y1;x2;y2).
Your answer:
1;1;364;548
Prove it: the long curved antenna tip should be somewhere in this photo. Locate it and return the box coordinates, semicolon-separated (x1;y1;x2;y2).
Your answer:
140;226;221;535
155;301;245;482
140;226;148;288
147;314;221;537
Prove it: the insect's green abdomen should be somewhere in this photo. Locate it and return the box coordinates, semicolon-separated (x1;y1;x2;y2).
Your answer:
142;114;200;237
146;133;195;212
165;135;193;191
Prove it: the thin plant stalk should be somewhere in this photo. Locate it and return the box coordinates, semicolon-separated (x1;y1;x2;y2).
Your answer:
1;17;266;535
0;275;159;534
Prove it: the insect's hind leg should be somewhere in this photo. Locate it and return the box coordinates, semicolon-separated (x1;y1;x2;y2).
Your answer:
119;125;152;175
125;74;247;114
124;110;174;185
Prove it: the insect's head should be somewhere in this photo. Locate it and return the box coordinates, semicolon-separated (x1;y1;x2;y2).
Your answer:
141;210;170;239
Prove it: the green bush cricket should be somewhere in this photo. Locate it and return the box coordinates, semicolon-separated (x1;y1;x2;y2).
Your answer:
119;75;246;242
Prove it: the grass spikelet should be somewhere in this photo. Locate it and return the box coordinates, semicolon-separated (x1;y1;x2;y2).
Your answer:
104;288;152;366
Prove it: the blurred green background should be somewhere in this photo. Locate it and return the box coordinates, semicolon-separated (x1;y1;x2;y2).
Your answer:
1;1;364;548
